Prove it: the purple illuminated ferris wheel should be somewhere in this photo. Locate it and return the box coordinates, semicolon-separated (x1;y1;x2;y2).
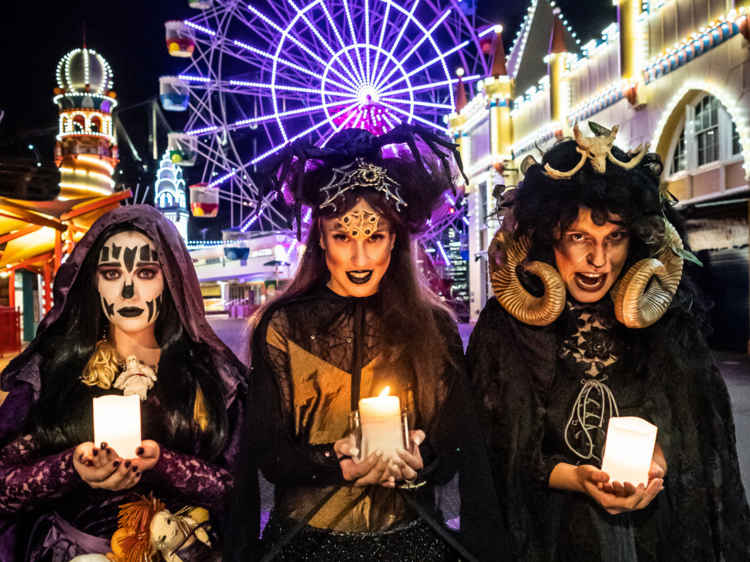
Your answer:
162;0;486;231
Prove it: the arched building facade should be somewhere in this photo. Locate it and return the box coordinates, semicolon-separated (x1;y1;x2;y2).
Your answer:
452;0;750;350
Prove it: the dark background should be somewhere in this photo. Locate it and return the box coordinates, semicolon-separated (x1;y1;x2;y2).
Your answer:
0;0;615;233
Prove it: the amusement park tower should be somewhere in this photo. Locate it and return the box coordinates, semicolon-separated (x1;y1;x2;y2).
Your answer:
53;47;118;199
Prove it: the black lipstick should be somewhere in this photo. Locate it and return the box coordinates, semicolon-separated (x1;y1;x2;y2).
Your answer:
346;270;373;285
118;307;145;318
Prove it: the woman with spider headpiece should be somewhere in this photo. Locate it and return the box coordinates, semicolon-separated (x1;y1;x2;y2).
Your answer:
467;123;750;561
225;125;506;562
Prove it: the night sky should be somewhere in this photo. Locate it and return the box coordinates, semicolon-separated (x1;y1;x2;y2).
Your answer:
0;0;613;230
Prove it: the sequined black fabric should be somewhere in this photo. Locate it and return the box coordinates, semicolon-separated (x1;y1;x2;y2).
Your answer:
262;514;453;562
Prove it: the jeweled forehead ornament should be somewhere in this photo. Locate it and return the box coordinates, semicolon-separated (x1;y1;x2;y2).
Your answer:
543;122;651;179
319;158;407;212
336;208;380;240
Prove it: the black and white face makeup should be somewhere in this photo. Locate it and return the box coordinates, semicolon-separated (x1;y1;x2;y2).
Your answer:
97;231;164;335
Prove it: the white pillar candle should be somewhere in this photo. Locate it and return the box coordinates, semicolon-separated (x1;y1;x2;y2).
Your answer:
93;395;142;459
358;387;403;461
601;416;658;486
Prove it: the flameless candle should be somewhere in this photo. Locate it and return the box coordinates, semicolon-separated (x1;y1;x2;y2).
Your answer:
93;395;142;459
358;387;403;461
601;416;658;486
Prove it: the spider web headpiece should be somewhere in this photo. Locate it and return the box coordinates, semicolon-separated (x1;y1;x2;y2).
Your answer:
319;158;407;212
250;124;468;239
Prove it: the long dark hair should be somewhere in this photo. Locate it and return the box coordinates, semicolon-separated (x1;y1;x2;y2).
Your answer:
29;223;229;459
256;186;456;427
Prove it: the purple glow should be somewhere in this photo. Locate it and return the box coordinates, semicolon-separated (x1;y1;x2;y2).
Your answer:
251;101;359;164
246;4;356;89
320;1;364;84
285;0;361;88
379;41;470;93
343;0;366;82
186;126;219;136
179;75;211;82
234;40;356;93
209;170;237;188
462;216;470;226
371;0;391;84
240;193;276;232
381;98;453;110
235;99;356;127
380;101;448;132
184;20;216;36
230;80;354;98
375;8;451;90
373;0;421;87
479;27;497;38
436;240;451;266
383;75;480;97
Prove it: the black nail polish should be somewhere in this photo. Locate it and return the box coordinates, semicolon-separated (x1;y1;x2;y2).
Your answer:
136;471;141;477
132;465;138;473
100;442;107;449
124;460;131;469
113;461;120;468
136;447;144;456
92;449;98;457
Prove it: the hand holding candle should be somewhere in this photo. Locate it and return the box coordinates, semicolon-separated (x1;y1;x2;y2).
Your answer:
93;395;142;459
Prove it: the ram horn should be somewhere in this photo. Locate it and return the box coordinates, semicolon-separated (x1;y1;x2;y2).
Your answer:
611;220;684;328
489;230;566;326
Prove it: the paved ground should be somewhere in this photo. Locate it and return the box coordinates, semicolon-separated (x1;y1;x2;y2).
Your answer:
209;316;750;497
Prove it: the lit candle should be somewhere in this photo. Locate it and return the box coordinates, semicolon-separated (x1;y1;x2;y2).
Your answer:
93;395;142;459
358;387;403;461
601;416;658;486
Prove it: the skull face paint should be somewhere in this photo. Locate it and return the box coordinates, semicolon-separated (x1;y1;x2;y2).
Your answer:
97;231;164;335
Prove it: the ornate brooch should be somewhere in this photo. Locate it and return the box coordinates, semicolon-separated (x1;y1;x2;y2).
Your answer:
319;158;408;212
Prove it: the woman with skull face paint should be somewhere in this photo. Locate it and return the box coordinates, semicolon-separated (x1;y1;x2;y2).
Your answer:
466;124;750;561
224;126;506;562
0;205;247;562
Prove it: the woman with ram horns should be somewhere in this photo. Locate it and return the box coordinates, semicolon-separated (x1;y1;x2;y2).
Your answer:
467;123;750;561
225;125;507;562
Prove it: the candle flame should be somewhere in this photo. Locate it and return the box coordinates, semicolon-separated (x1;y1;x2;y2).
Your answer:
379;386;390;398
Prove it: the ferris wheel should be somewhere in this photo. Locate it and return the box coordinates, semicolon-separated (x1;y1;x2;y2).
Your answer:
161;0;486;234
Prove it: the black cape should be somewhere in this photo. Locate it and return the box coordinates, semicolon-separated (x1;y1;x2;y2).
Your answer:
467;297;750;561
226;285;508;561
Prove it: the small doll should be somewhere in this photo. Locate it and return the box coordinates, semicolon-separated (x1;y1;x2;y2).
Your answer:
106;495;211;562
113;356;157;401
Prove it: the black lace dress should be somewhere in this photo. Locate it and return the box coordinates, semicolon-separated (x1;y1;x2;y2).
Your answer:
226;285;506;562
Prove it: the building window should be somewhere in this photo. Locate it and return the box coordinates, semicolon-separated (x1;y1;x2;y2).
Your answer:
732;121;741;156
694;95;719;166
670;129;686;175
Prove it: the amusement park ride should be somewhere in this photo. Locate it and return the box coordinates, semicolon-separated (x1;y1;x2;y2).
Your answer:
159;0;488;249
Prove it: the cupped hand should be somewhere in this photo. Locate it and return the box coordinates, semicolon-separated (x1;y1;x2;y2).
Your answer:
577;464;664;515
73;440;160;491
601;459;666;497
334;437;393;487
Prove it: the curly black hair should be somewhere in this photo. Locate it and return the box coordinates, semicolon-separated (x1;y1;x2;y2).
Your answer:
506;138;688;265
506;136;710;339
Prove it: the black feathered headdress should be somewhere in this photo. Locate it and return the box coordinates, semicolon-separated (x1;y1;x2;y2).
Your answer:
250;125;468;239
